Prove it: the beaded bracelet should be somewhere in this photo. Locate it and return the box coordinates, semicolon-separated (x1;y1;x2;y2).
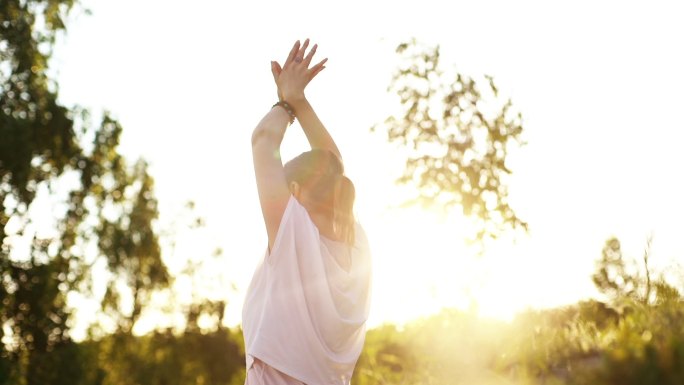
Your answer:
272;101;296;125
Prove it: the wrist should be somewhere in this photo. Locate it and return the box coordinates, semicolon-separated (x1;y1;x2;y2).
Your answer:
285;95;308;111
272;101;295;124
283;93;306;106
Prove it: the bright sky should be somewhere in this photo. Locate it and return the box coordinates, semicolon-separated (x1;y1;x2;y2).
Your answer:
50;0;684;338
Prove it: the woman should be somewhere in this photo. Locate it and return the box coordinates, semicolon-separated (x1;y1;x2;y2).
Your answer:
242;39;373;385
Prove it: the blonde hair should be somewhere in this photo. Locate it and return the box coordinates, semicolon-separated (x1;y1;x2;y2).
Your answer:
284;150;355;245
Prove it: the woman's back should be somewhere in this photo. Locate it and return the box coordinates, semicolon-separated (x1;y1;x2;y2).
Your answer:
242;197;372;385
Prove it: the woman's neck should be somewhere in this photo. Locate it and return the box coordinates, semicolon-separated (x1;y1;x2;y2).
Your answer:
308;211;339;241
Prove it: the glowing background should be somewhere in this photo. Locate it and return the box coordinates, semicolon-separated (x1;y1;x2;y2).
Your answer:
48;0;684;338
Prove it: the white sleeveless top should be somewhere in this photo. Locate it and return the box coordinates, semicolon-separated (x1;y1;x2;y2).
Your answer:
242;196;372;385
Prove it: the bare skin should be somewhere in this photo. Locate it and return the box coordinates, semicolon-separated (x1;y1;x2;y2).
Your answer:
252;39;343;249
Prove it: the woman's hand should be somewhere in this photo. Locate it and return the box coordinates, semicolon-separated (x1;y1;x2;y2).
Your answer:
271;39;327;103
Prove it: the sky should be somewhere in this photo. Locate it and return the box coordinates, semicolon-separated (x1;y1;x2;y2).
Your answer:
48;0;684;338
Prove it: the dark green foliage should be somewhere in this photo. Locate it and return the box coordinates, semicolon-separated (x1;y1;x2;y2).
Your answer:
2;2;244;384
0;17;85;362
0;325;245;385
2;1;171;383
95;327;244;385
1;0;78;204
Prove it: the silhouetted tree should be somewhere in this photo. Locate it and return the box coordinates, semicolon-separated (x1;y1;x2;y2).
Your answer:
1;1;168;382
374;39;527;243
592;236;681;305
592;237;639;300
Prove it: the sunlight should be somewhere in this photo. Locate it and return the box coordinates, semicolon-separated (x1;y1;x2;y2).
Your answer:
7;0;684;383
363;201;592;325
363;204;490;326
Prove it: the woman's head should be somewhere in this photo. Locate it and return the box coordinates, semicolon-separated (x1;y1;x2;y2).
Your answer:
284;150;355;245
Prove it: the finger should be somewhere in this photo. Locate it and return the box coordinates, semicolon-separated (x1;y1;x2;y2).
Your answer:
308;57;328;75
299;38;310;58
310;65;326;80
270;61;280;83
284;40;300;68
292;38;309;65
303;43;318;66
273;61;282;76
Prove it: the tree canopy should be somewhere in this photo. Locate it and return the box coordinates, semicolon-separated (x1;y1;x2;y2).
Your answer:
375;39;528;244
1;1;170;382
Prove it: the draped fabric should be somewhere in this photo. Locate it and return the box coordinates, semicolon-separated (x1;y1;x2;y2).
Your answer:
242;196;372;385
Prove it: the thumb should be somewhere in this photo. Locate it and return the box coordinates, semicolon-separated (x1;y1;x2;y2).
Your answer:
271;61;282;81
270;61;278;82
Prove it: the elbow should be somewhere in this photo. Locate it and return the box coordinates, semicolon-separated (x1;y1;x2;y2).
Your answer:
252;110;287;148
251;124;269;147
251;124;280;149
251;125;263;147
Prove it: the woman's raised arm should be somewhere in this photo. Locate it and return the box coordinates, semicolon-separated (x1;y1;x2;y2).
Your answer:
251;105;291;251
272;39;342;163
253;40;329;250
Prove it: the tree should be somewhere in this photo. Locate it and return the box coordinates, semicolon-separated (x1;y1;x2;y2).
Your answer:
374;39;527;244
592;237;639;301
592;236;681;305
1;0;169;382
